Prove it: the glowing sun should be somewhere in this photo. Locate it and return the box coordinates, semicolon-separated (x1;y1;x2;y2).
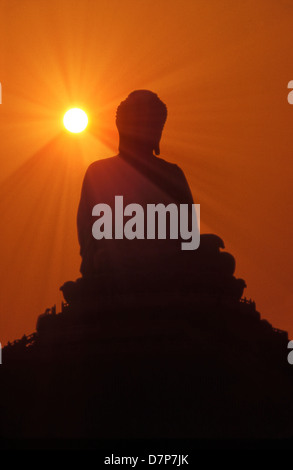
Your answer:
63;108;88;133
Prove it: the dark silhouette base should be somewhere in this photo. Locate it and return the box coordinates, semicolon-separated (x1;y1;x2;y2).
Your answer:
1;234;292;441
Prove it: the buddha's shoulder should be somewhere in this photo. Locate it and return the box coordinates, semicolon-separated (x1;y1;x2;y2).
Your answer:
155;155;182;171
85;155;120;173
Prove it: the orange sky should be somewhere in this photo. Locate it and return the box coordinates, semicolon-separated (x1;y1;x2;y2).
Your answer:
0;0;293;344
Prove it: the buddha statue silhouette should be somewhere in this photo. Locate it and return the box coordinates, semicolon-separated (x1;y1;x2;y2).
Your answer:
60;90;244;302
76;90;198;295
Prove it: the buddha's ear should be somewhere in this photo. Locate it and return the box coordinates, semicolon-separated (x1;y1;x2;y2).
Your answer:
154;144;160;155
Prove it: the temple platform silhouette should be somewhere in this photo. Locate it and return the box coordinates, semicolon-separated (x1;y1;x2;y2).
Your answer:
1;234;293;441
